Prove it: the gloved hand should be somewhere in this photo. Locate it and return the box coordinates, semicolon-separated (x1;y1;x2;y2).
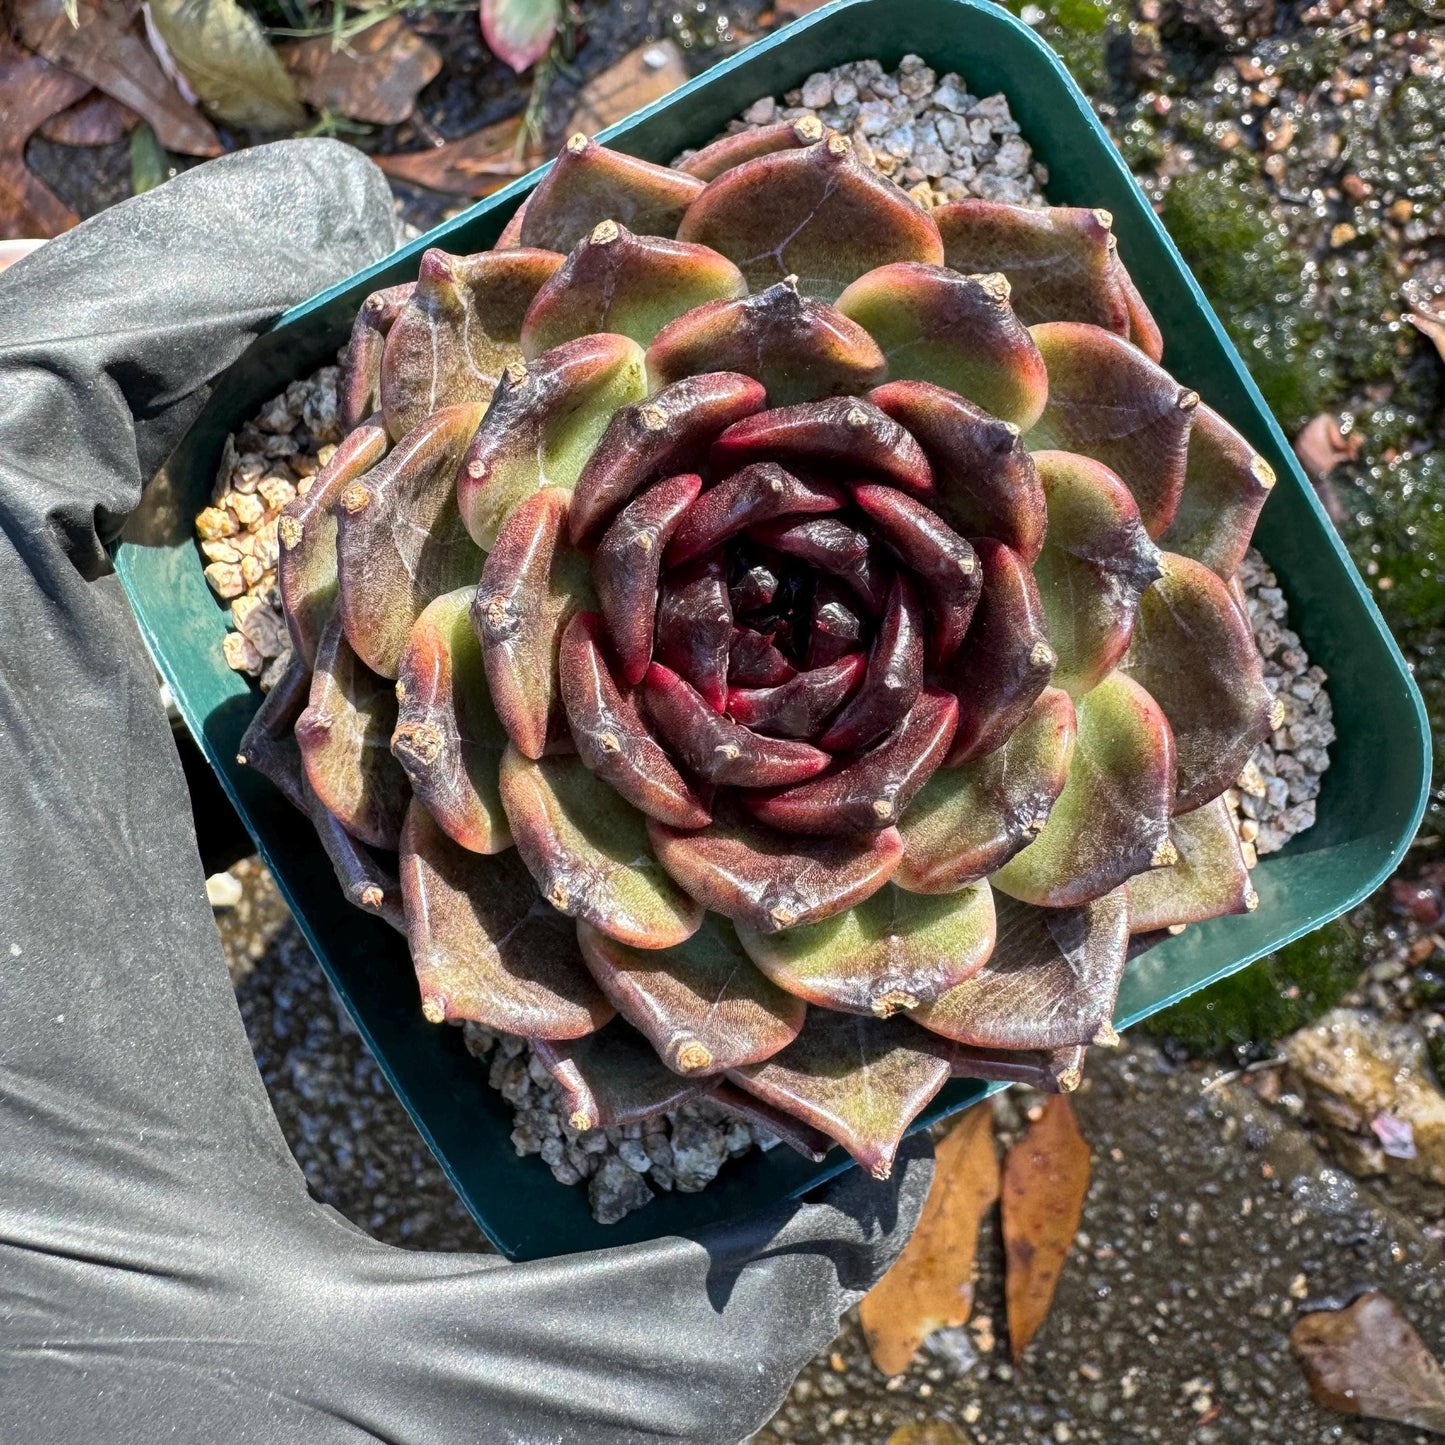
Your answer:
0;140;932;1445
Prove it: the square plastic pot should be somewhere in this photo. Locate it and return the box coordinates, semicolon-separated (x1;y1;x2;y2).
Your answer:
114;0;1431;1261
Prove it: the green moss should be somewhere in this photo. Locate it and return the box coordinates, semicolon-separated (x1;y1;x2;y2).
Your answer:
1003;0;1126;94
1143;919;1361;1057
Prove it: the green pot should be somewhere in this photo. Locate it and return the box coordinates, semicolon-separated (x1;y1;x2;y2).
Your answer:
115;0;1430;1260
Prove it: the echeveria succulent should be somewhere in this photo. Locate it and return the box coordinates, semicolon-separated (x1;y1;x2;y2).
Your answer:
244;129;1278;1184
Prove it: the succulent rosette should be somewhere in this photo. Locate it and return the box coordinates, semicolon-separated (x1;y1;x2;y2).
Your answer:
243;124;1279;1183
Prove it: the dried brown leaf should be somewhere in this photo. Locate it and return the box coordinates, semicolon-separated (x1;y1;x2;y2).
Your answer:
280;16;442;126
376;116;539;198
1291;1292;1445;1433
859;1103;1000;1376
1001;1094;1090;1363
0;33;89;239
37;90;139;146
886;1424;971;1445
565;39;689;137
1292;412;1361;482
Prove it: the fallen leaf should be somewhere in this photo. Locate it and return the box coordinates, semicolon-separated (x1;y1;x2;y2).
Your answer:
13;0;222;156
481;0;561;73
859;1103;1000;1376
886;1422;972;1445
1001;1094;1090;1363
37;89;140;146
775;0;832;16
0;32;90;239
279;16;442;126
146;0;305;132
1292;412;1361;482
1291;1292;1445;1433
130;121;169;195
1405;280;1445;364
376;114;539;197
566;39;690;137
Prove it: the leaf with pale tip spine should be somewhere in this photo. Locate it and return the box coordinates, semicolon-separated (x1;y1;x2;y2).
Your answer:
820;575;924;753
499;747;704;949
340;281;413;431
653;555;734;711
806;585;863;668
949;1043;1086;1094
1126;796;1257;934
750;517;889;615
576;913;805;1076
399;801;612;1036
709;1080;833;1161
675;115;827;181
726;653;865;738
738;880;995;1019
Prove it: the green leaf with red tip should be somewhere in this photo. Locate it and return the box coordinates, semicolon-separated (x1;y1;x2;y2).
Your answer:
334;402;485;679
711;396;934;498
641;663;828;787
481;0;560;73
836;263;1048;431
677;133;944;301
754;686;958;836
912;888;1129;1049
1127;795;1257;933
739;878;994;1019
1027;322;1197;537
392;586;511;855
278;419;387;667
820;575;924;752
532;1018;709;1132
399;800;611;1035
807;585;863;667
1120;550;1274;813
559;612;712;829
569;371;766;544
644;278;886;408
340;281;413;432
296;614;411;849
458;333;648;551
520;222;744;360
1031;449;1161;697
593;472;701;684
380;246;564;441
654;554;733;710
577;912;805;1075
949;1043;1085;1094
710;1079;833;1161
942;538;1055;766
1111;256;1164;362
898;687;1075;893
726;653;864;738
676;116;827;181
499;746;704;949
730;626;797;686
474;487;595;760
519;134;705;254
851;484;980;663
1156;402;1276;579
726;1011;952;1179
665;462;845;568
648;800;903;934
990;671;1175;909
870;379;1045;560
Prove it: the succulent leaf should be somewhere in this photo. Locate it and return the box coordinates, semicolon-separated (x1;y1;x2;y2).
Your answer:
559;612;712;829
392;586;511;854
1155;402;1276;579
648;800;903;934
665;462;846;568
991;671;1175;908
898;687;1076;893
1027;322;1197;538
913;889;1130;1049
295;613;411;849
381;246;564;441
729;626;798;686
653;554;734;710
499;746;704;948
520;224;745;358
751;518;889;614
726;1010;952;1178
520;134;705;255
752;685;958;836
399;800;612;1034
1126;795;1257;933
1120;550;1274;812
569;371;766;543
458;333;649;551
577;912;805;1074
474;487;596;760
820;575;925;752
870;379;1045;560
645;278;887;407
725;653;865;738
837;263;1048;430
806;585;863;668
334;402;485;679
675;116;826;181
709;1079;833;1160
341;281;414;431
278;419;388;667
949;1042;1086;1093
305;775;407;931
739;880;995;1018
1031;449;1162;696
677;133;944;301
942;538;1055;766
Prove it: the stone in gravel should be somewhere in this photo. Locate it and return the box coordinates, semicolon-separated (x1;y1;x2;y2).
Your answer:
801;72;833;108
589;1155;653;1225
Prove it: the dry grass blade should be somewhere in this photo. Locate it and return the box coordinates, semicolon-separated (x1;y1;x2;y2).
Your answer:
859;1102;1000;1376
1001;1094;1090;1363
